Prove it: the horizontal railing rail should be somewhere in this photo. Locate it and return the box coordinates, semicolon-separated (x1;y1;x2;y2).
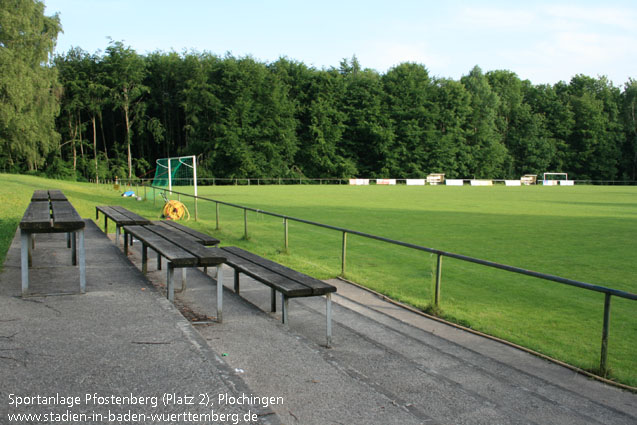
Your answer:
143;184;635;378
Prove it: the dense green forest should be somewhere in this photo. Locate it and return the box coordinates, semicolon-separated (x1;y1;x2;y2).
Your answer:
2;1;637;182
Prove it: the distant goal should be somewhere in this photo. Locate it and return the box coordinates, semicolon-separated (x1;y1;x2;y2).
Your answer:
543;173;573;186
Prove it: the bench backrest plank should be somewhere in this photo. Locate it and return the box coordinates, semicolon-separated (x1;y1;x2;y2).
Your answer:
123;225;197;266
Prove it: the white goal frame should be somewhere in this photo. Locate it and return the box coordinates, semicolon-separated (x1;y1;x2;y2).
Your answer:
156;155;197;196
543;172;568;181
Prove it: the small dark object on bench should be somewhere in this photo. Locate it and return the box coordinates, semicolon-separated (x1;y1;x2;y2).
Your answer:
220;246;336;347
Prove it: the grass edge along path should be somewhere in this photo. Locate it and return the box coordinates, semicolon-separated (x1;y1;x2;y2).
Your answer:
1;174;635;389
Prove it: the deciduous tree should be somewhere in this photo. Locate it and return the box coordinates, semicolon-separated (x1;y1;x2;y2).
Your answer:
0;0;61;171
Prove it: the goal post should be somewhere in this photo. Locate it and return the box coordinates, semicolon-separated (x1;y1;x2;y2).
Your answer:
153;155;197;196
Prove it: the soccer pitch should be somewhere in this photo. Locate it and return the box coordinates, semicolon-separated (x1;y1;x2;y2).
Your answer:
1;175;635;386
180;183;637;386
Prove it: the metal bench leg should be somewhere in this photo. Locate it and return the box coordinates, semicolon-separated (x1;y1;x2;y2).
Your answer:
104;215;108;233
21;232;29;296
157;250;162;270
326;293;332;348
234;270;240;294
271;288;276;312
141;243;148;274
27;234;33;267
281;294;289;324
203;266;208;274
79;228;86;293
71;231;77;265
66;232;71;248
180;268;187;292
167;265;174;302
123;231;128;255
115;225;120;246
216;265;224;323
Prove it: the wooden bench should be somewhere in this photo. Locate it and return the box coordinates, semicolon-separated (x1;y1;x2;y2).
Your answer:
20;190;86;296
220;246;336;347
95;205;151;245
150;220;220;246
122;224;226;321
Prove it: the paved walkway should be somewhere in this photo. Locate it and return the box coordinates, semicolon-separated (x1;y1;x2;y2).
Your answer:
1;220;636;424
0;221;280;425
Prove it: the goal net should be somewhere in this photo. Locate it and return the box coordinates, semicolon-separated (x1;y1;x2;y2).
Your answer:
152;155;197;196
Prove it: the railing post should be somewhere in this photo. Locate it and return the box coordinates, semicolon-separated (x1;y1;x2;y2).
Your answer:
244;208;248;239
284;218;289;252
435;254;443;308
215;202;220;230
195;196;198;221
600;293;612;377
341;231;347;276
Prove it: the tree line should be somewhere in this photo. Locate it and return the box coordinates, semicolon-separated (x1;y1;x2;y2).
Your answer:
3;1;637;182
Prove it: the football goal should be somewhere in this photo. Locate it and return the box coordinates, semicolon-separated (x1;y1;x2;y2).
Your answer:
152;155;197;196
543;173;568;186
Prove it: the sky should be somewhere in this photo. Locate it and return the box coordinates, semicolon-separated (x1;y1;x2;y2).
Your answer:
44;0;637;86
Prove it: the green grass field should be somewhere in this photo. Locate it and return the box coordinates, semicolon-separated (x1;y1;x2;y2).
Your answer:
1;174;635;387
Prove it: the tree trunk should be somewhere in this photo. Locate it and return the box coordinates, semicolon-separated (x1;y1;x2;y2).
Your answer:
92;115;99;184
124;103;132;180
98;111;109;162
78;111;85;160
68;115;77;171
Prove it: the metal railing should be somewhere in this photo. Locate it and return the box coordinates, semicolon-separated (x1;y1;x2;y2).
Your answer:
145;185;637;378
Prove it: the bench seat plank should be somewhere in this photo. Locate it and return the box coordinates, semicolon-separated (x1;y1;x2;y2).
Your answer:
220;248;312;297
48;189;67;201
223;246;336;296
19;202;52;231
110;205;150;224
123;225;197;267
144;224;225;267
154;220;220;246
51;201;85;230
96;206;149;226
31;190;49;202
96;206;132;224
